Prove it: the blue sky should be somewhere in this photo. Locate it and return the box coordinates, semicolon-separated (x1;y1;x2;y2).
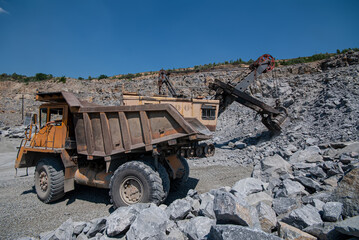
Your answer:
0;0;358;78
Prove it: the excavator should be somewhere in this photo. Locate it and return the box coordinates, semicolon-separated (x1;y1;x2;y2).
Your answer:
209;54;288;131
157;54;288;131
123;54;288;157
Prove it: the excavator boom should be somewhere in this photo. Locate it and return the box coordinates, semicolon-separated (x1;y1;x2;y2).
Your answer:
209;54;288;131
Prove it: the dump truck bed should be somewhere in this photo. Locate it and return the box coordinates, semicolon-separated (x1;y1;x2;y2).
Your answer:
73;104;200;157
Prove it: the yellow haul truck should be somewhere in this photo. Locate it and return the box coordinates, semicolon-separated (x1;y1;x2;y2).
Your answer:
15;92;212;208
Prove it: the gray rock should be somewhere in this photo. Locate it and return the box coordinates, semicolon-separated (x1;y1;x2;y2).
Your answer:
106;206;138;237
234;141;247;149
339;153;354;164
232;177;265;196
282;204;323;230
187;189;198;198
76;233;89;240
334;142;359;159
165;198;192;220
312;199;325;212
275;179;306;198
285;144;298;155
167;227;185;240
191;199;201;216
308;166;327;179
256;202;277;233
208;224;282;240
49;218;74;240
198;192;216;219
323;176;339;188
246;191;273;207
272;197;297;215
322;202;343;222
334;215;359;237
73;222;87;236
323;162;344;177
87;218;106;238
279;222;317;240
176;219;189;233
306;138;319;146
39;231;54;240
332;167;359;217
292;162;316;170
126;205;169;240
302;192;332;205
303;222;343;240
213;190;256;227
294;176;323;193
290;146;323;163
261;154;292;178
184;216;216;240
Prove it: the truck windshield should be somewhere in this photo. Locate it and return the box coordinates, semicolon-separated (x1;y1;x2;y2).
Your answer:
49;108;63;126
40;108;48;129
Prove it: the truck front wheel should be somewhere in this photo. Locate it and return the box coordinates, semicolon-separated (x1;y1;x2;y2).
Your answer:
34;158;65;203
109;161;166;208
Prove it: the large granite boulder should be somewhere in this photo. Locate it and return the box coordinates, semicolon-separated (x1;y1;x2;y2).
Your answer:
332;167;359;217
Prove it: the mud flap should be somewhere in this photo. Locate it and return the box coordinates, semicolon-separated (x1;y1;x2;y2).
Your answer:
165;155;185;179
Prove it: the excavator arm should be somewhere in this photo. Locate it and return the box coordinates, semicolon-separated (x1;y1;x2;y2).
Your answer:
209;54;288;131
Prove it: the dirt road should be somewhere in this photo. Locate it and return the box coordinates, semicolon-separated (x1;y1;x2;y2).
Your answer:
0;137;252;239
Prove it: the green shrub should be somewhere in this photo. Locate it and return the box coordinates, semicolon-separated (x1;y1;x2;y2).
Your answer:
78;77;84;80
35;73;52;81
58;76;66;83
98;74;108;80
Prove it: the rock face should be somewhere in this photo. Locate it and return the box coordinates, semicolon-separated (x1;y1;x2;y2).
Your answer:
49;218;74;240
209;224;282;240
198;192;215;219
290;146;323;164
272;197;298;216
275;179;306;198
126;205;169;240
261;154;292;178
334;215;359;238
212;190;254;227
165;198;192;220
184;216;216;240
282;204;323;230
106;206;138;236
322;202;343;222
246;192;273;207
332;167;359;218
256;202;277;233
231;178;265;196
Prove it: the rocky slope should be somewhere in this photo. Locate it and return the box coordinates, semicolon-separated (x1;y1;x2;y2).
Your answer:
2;51;359;240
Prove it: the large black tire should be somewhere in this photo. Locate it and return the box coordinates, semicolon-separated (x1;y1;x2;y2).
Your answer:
109;161;167;208
157;163;170;201
204;143;215;157
170;156;189;192
34;158;65;203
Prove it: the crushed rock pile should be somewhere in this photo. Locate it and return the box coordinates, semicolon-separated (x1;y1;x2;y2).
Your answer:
20;161;359;240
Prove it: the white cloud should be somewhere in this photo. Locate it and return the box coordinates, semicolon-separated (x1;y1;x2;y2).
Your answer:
0;7;9;14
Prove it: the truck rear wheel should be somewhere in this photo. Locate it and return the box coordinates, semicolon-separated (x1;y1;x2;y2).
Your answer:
34;158;65;203
170;156;189;191
109;161;167;208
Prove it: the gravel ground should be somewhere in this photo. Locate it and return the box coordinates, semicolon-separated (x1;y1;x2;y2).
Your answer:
0;137;252;239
